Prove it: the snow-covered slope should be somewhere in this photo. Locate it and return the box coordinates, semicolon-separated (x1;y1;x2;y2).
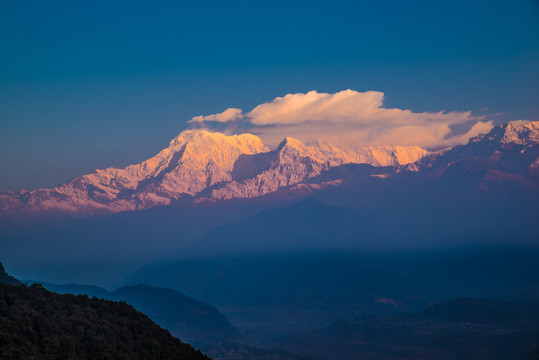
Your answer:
208;137;427;200
500;120;539;145
0;131;268;214
0;129;430;216
417;120;539;189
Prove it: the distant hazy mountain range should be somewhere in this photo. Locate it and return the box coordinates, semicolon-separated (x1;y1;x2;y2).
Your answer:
1;120;537;218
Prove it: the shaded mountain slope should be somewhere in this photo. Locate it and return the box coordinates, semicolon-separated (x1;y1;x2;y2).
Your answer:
189;199;362;254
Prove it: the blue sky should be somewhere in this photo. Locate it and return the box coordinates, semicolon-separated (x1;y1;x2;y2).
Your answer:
1;0;538;190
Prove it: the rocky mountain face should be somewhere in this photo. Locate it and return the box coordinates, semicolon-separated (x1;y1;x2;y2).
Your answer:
0;130;428;216
207;137;427;200
417;120;539;190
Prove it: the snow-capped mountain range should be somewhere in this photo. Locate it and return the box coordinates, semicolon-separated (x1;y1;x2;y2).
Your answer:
1;120;538;217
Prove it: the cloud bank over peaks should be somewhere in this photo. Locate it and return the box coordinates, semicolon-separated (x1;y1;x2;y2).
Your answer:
188;90;494;150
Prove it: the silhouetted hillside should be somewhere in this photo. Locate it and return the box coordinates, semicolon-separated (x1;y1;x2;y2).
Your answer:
0;262;21;285
39;282;241;342
0;282;209;360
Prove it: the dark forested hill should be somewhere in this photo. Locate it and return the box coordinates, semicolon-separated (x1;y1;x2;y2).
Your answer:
38;282;241;342
0;282;209;360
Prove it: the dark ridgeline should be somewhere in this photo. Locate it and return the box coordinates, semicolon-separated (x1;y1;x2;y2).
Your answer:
38;282;241;343
0;263;209;360
0;262;22;286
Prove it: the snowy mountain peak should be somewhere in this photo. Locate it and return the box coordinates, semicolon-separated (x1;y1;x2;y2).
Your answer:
277;137;306;150
501;121;539;145
471;120;539;146
169;129;267;154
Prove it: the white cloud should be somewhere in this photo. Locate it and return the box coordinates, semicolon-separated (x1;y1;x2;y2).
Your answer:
247;90;385;125
189;107;243;123
189;90;494;150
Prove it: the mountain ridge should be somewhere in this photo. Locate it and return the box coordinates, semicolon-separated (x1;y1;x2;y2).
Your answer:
36;281;241;342
0;130;428;216
1;120;537;217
